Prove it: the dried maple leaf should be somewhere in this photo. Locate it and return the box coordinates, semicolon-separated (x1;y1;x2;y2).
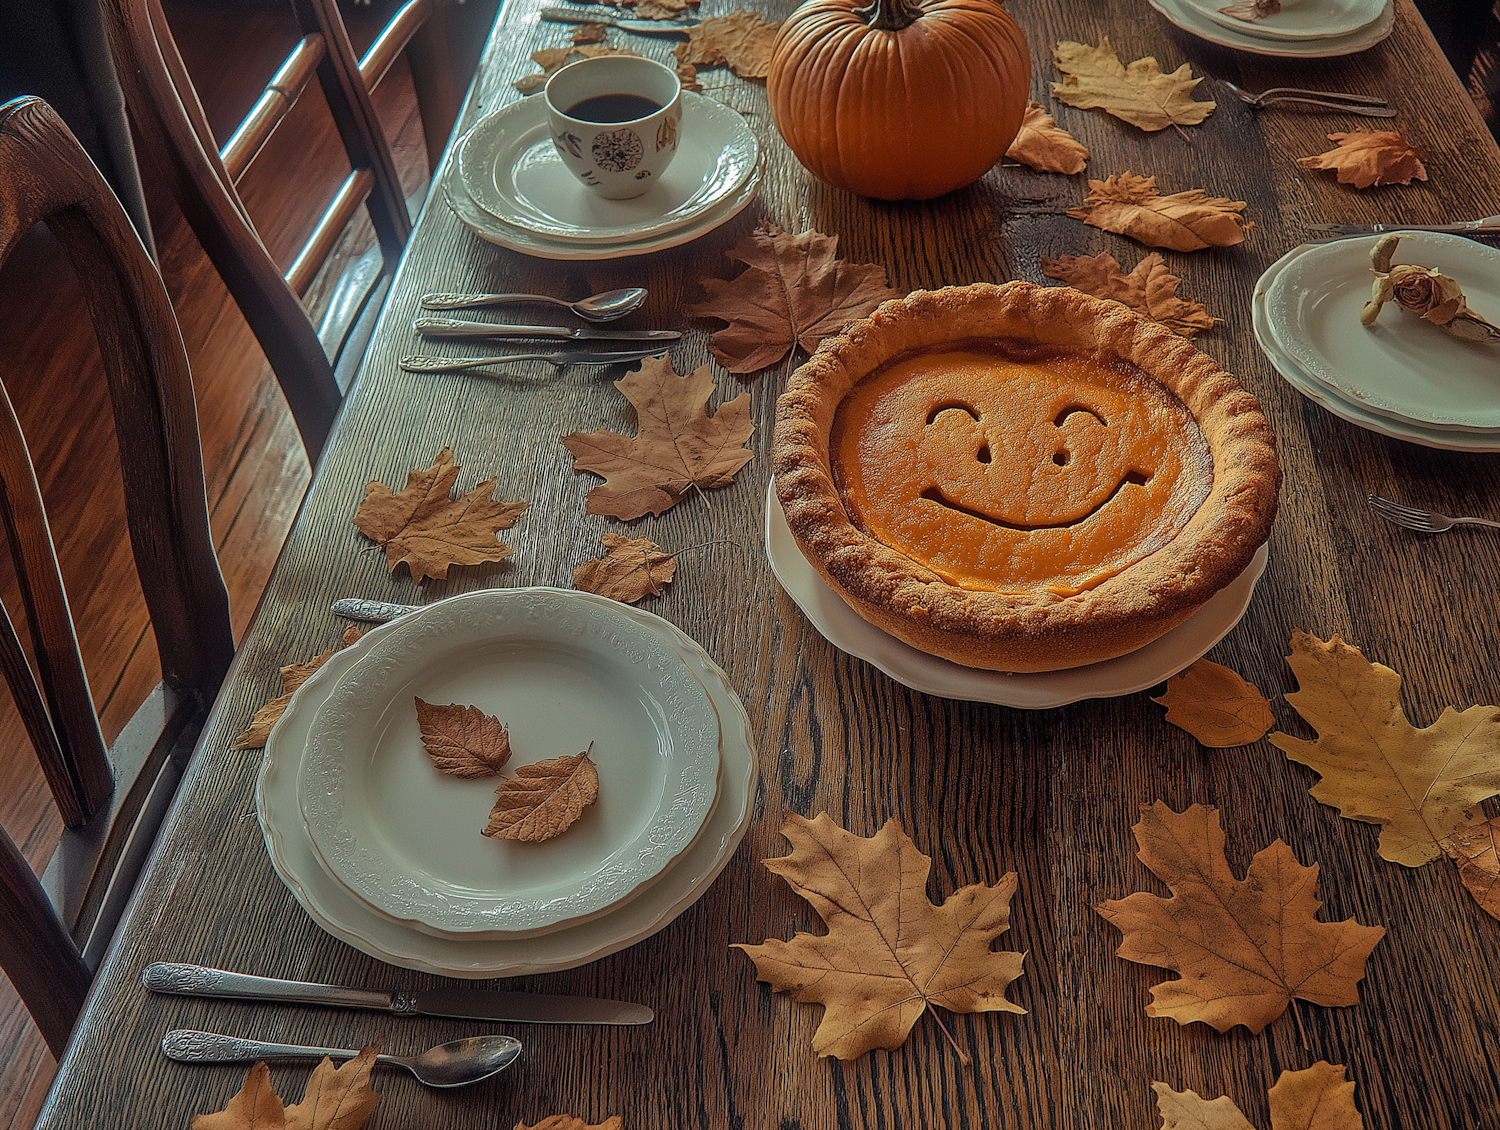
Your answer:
1051;38;1215;132
1068;172;1250;251
734;813;1025;1062
1297;130;1428;189
689;225;901;373
573;533;677;603
484;745;600;842
561;356;754;520
1153;1061;1363;1130
353;447;527;583
516;1118;623;1130
192;1062;286;1130
672;9;780;78
515;44;643;93
1152;658;1275;746
1219;0;1282;21
570;22;608;43
1096;802;1385;1034
1268;629;1500;866
1443;814;1500;921
193;1045;382;1130
1007;101;1089;175
1040;251;1215;337
232;626;363;750
415;698;512;778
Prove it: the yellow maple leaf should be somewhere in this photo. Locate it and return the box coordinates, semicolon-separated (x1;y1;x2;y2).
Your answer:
1153;1061;1363;1130
1153;658;1275;746
1050;38;1215;132
1068;172;1249;252
1006;101;1089;175
1269;629;1500;866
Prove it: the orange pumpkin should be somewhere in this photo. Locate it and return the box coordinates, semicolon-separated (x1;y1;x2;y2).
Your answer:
767;0;1031;201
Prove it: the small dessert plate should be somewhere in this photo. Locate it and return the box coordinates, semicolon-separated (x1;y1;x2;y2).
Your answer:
1147;0;1392;55
1181;0;1386;41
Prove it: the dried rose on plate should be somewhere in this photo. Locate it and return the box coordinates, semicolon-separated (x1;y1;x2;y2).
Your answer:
1361;234;1500;342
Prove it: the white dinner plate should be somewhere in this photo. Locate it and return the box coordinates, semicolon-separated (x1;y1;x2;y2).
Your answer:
1262;233;1500;431
1180;0;1386;42
298;589;720;939
457;92;758;244
763;480;1269;710
1252;246;1500;452
259;589;755;977
1148;0;1393;55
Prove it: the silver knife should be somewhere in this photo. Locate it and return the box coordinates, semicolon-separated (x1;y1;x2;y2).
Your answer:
414;317;680;341
1304;214;1500;236
540;6;696;33
142;962;653;1026
401;348;666;372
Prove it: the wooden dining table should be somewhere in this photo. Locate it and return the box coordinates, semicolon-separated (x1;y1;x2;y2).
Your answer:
34;0;1500;1125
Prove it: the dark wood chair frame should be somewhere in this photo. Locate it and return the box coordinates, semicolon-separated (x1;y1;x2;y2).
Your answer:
0;94;235;1058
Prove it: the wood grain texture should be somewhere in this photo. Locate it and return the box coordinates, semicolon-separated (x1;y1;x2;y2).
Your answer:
31;1;1500;1126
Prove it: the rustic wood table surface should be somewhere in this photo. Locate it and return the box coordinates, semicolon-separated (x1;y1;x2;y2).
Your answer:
35;0;1500;1125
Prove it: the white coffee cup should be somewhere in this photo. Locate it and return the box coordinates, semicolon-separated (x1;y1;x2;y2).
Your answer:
543;56;683;200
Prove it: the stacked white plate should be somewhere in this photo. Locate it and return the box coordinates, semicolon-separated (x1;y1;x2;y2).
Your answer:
1252;233;1500;452
444;93;762;260
763;481;1269;711
256;588;755;977
1147;0;1393;55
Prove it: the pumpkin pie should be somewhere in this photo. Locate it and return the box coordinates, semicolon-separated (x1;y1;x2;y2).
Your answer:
773;282;1280;673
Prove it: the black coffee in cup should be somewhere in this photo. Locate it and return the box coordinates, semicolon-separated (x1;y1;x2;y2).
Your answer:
565;93;662;123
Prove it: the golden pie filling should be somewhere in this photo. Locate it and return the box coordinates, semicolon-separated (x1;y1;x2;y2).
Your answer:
831;344;1213;596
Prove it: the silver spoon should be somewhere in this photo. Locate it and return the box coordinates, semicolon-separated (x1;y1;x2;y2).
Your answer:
161;1030;523;1089
419;286;648;320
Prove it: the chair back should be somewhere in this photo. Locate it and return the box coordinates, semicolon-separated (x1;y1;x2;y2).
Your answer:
0;94;234;1058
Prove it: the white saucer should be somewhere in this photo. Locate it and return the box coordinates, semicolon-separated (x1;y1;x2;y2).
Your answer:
763;480;1269;710
257;589;756;978
1182;0;1386;41
1148;0;1393;54
1262;233;1500;431
457;93;758;245
1253;247;1500;452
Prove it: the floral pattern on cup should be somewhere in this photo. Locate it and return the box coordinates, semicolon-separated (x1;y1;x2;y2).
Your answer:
593;129;645;173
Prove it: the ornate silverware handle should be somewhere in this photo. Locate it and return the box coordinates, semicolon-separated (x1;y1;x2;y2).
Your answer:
143;963;394;1012
330;597;421;623
162;1029;367;1065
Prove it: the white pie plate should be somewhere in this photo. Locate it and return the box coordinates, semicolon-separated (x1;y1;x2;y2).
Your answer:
1148;0;1393;55
457;92;758;244
1180;0;1386;41
764;480;1269;710
259;590;755;977
1262;233;1500;431
298;589;720;939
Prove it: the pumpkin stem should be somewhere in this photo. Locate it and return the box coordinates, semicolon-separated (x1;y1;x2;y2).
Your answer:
853;0;922;31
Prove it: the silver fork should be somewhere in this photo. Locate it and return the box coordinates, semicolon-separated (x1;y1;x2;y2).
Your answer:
1223;80;1396;117
1367;494;1500;534
400;348;664;373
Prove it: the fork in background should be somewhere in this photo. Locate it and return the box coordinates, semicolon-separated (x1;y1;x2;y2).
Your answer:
1223;80;1397;117
1367;494;1500;533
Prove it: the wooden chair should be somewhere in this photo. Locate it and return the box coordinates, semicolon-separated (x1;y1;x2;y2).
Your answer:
0;95;235;1058
101;0;472;463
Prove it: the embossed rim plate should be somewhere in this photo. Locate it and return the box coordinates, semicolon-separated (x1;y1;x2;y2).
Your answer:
764;480;1269;709
457;92;758;244
1147;0;1392;54
298;589;721;938
259;590;755;977
1179;0;1385;42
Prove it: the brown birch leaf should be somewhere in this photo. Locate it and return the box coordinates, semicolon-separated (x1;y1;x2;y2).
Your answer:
232;626;363;750
1151;1062;1363;1130
689;224;901;373
353;447;527;583
484;746;600;842
415;699;512;778
573;533;678;603
733;813;1025;1061
1443;814;1500;921
1040;251;1215;337
1219;0;1282;21
672;9;780;78
1068;172;1250;251
192;1062;287;1130
1051;38;1216;132
1152;658;1275;746
516;1118;624;1130
1297;130;1429;189
283;1046;382;1130
561;356;754;519
1007;101;1090;174
1268;629;1500;866
1096;802;1385;1033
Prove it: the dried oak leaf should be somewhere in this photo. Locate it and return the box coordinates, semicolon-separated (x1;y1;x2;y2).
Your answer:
415;698;512;778
1153;1061;1363;1130
672;9;780;78
1068;172;1250;251
734;813;1025;1062
1268;629;1500;867
1040;251;1215;337
193;1044;382;1130
1152;658;1275;746
1297;130;1428;189
689;225;901;373
516;1118;623;1130
1219;0;1282;21
232;626;363;750
573;533;678;603
515;44;643;93
561;356;754;520
485;746;600;842
1007;101;1090;175
1443;815;1500;921
353;447;527;583
1051;38;1215;132
1096;802;1385;1034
